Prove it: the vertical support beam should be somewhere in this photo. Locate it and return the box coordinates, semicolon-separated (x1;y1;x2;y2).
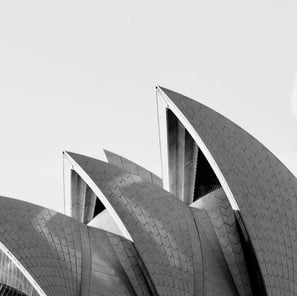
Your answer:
190;144;199;201
71;170;86;222
176;120;186;200
167;109;178;197
184;132;199;204
83;187;97;224
156;89;170;191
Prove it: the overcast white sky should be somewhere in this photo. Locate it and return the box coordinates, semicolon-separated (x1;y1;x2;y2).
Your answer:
0;0;296;213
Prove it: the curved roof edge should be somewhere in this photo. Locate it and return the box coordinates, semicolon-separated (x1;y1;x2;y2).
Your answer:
157;85;297;180
156;86;240;211
0;239;47;296
63;151;133;241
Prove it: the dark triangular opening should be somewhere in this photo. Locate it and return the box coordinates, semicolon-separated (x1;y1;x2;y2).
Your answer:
193;148;221;201
93;197;106;217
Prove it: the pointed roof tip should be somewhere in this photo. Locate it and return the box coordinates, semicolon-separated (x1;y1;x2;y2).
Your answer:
157;86;206;107
63;150;71;157
156;86;184;102
104;149;133;163
63;151;89;164
157;86;189;99
63;150;74;157
63;151;77;163
104;150;127;163
103;148;112;154
156;85;170;92
158;86;183;96
155;85;172;92
103;149;118;158
64;150;107;167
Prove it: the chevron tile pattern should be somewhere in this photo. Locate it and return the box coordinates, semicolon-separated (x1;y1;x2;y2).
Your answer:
0;87;296;295
158;87;297;295
192;189;252;296
66;152;202;296
0;196;153;296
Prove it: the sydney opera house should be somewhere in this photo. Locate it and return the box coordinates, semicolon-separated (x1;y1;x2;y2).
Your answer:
1;87;297;296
